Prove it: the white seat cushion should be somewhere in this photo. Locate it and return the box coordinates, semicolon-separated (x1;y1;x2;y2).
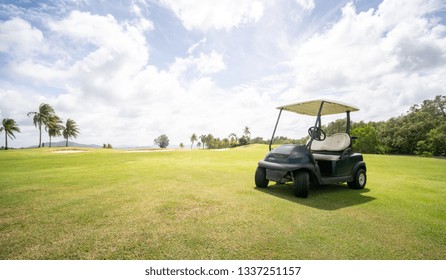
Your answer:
310;133;351;152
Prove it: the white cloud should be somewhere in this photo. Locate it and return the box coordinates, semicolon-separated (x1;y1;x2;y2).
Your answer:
10;59;68;82
376;0;443;24
188;37;207;54
296;0;315;11
47;11;150;101
196;51;226;75
49;11;149;66
170;50;226;77
286;0;446;121
131;1;142;17
160;0;264;31
0;17;44;55
135;18;154;32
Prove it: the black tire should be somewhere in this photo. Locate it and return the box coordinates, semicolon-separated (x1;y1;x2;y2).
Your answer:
255;167;269;188
348;168;367;189
293;170;309;198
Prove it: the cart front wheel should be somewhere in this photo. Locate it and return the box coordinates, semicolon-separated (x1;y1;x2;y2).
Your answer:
293;170;309;198
255;166;269;188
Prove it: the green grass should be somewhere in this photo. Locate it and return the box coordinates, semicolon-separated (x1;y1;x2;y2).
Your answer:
0;145;445;259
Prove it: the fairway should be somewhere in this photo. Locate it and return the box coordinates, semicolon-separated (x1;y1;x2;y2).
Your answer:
0;145;445;260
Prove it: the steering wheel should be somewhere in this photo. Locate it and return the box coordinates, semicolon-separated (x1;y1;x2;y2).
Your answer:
308;126;326;141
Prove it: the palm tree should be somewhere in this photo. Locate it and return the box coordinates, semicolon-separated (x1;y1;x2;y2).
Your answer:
199;135;207;149
46;115;63;147
243;126;251;138
27;103;55;147
190;133;198;149
228;133;237;141
1;118;21;150
229;132;238;147
62;119;80;147
206;133;214;149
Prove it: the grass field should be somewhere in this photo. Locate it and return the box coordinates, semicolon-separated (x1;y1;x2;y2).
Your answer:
0;145;445;260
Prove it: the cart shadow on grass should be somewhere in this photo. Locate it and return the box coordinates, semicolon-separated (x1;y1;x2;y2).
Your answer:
255;183;376;211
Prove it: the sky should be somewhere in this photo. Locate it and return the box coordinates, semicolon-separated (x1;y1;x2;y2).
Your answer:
1;0;445;148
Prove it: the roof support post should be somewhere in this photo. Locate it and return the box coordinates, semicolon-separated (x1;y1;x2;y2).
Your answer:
346;111;351;134
269;108;283;151
315;100;325;128
307;101;325;150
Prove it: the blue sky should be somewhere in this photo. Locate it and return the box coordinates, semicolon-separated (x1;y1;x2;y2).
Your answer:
1;0;446;148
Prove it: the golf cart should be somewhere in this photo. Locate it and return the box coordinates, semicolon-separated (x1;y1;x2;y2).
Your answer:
255;100;367;198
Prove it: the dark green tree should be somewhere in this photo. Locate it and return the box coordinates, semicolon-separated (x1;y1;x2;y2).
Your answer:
381;95;445;154
228;133;238;147
154;134;169;148
46;115;63;147
199;135;207;149
62;119;80;147
351;125;382;154
243;126;251;142
238;135;249;146
205;134;214;149
416;121;446;156
190;133;197;149
322;118;347;135
27;103;56;147
1;118;21;150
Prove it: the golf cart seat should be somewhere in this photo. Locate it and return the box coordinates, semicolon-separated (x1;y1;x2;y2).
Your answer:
309;133;351;161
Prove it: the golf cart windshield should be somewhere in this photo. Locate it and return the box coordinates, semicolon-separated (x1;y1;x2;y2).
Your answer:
269;100;359;151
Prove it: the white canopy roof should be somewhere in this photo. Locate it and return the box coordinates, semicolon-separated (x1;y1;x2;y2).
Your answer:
277;99;359;116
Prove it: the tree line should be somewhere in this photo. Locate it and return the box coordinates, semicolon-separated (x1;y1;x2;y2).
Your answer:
323;95;446;156
0;103;80;150
155;127;252;149
191;126;252;149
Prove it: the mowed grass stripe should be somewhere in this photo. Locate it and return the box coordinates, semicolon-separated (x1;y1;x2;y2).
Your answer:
0;146;445;259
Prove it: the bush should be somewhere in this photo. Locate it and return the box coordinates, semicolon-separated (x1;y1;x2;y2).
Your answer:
351;125;381;154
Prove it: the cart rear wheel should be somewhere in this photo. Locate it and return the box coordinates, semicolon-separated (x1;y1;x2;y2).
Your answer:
348;168;366;189
293;170;309;198
255;167;269;188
